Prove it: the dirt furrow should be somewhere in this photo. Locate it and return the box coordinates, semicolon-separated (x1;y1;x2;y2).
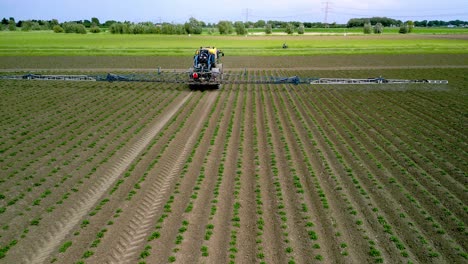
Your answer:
47;89;186;263
170;91;229;263
105;91;217;263
204;86;242;264
1;88;167;227
280;87;354;263
8;92;192;264
333;90;467;234
378;91;467;148
288;85;383;263
236;86;257;262
355;93;467;214
309;88;430;262
320;88;463;262
253;84;286;264
263;85;311;263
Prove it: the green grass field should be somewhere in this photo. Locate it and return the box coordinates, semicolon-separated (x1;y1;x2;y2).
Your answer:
0;31;467;56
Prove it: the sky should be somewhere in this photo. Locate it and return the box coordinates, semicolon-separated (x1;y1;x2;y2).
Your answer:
1;0;467;24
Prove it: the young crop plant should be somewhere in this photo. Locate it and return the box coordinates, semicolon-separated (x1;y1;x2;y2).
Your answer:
318;88;463;259
287;86;404;261
0;89;179;260
197;88;234;258
59;241;72;253
225;87;245;263
260;84;301;260
324;89;466;258
251;88;268;262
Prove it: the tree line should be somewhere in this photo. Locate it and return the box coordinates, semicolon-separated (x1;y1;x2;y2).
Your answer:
346;17;467;27
2;16;466;34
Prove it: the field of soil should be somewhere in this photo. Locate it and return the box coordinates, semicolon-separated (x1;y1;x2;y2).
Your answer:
0;56;467;264
1;54;468;71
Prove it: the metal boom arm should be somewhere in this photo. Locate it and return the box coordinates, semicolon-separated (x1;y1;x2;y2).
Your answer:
0;71;448;85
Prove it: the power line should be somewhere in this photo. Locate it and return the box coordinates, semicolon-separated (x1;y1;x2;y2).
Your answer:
322;1;332;25
330;10;468;19
243;8;252;22
333;6;468;12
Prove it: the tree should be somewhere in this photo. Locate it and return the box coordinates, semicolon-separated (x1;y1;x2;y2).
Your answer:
21;20;33;31
90;25;101;33
175;24;186;34
8;18;16;31
161;23;175;34
207;27;215;35
265;23;272;34
399;24;409;34
62;22;87;34
103;20;117;27
91;17;100;26
363;22;372;34
109;22;127;34
245;21;254;29
406;20;414;33
254;20;266;28
83;20;92;28
284;23;294;34
373;23;383;34
53;25;64;33
234;21;247;35
297;23;305;34
348;17;399;27
414;20;427;27
1;18;8;25
50;19;59;28
184;17;202;34
217;21;233;35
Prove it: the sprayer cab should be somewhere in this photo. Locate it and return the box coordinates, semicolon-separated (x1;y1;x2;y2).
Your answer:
189;47;224;89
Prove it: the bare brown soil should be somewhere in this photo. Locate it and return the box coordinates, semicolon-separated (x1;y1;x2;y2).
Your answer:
1;54;467;70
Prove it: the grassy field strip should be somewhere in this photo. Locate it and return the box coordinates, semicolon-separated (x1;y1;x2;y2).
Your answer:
13;92;192;264
0;33;467;56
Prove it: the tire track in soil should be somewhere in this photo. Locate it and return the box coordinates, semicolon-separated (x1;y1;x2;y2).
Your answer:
17;92;192;264
105;91;217;264
2;88;165;230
